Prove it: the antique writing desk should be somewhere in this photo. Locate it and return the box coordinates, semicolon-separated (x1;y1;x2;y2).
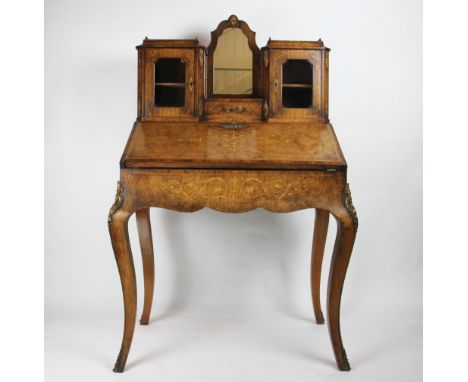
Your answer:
108;15;358;373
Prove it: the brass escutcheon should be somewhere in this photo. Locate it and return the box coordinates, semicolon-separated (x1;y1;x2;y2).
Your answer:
273;78;279;94
188;76;193;92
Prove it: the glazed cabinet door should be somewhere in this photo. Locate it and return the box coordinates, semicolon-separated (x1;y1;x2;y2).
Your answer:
143;48;196;120
269;49;324;121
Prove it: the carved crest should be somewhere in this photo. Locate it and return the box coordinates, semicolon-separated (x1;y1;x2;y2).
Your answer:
229;15;239;26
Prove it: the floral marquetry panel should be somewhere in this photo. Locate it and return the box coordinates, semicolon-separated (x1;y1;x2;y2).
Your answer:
119;169;346;213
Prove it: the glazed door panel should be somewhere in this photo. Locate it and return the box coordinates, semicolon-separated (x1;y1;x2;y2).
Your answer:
143;48;195;120
269;49;323;121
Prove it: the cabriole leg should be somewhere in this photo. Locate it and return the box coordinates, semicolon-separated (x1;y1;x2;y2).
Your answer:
327;184;358;371
310;208;330;324
136;208;155;325
108;182;137;373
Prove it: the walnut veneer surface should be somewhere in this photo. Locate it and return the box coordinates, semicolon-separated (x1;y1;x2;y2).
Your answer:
122;122;346;170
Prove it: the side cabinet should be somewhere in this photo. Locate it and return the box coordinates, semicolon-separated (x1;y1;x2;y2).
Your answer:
262;40;329;123
137;39;205;121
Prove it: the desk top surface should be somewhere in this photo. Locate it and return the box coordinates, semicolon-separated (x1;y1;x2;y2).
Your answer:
122;122;347;170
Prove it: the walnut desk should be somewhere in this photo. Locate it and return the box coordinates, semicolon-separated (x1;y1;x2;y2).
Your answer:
107;16;358;373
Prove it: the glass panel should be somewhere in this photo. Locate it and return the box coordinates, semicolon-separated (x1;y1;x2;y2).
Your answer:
213;28;252;95
154;58;185;107
155;58;185;84
282;88;312;108
282;60;312;84
155;86;185;107
282;60;312;108
282;59;312;108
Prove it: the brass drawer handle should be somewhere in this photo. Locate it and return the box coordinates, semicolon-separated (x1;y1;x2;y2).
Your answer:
222;106;247;113
219;119;248;129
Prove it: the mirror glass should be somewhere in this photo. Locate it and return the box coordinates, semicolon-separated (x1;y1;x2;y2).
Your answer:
213;28;252;95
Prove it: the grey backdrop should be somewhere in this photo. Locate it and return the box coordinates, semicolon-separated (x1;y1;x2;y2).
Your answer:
45;0;422;381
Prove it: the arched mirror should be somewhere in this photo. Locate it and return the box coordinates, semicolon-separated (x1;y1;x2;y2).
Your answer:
207;15;260;98
213;28;252;95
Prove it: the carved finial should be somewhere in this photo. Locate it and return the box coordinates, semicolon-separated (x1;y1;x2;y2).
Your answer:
318;38;323;42
228;15;239;26
108;181;124;228
144;36;148;40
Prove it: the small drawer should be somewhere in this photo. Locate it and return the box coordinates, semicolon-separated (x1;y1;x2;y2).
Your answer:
204;99;263;122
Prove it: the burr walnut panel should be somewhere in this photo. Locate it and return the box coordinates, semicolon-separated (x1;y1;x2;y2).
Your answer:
122;121;346;170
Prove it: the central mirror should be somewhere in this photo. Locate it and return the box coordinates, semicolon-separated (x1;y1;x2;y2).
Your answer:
213;28;252;95
207;15;260;98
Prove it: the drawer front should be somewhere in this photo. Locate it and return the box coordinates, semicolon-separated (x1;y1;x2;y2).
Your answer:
204;99;262;122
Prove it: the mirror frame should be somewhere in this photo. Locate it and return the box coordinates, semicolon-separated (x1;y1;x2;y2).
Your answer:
207;15;260;98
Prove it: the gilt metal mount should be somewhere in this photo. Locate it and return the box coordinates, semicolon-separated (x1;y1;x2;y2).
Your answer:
344;183;358;230
108;181;124;227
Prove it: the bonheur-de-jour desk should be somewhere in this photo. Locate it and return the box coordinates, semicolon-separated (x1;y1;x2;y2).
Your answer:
108;15;358;373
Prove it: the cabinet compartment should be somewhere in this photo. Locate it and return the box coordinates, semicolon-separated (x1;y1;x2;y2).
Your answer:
144;49;194;120
265;41;328;122
137;41;202;121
